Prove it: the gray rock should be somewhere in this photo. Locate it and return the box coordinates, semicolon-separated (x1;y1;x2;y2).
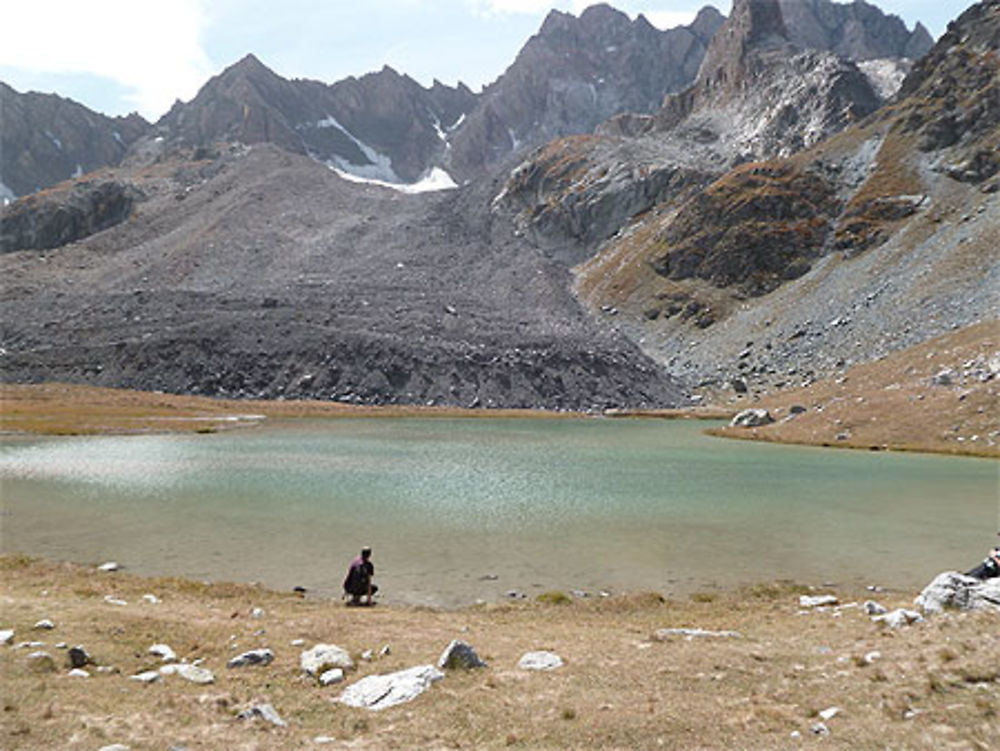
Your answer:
518;651;564;670
652;628;742;641
319;668;345;686
27;651;57;672
67;645;91;668
161;663;215;684
872;608;924;629
931;369;954;386
799;594;838;608
149;643;177;662
437;639;488;670
301;643;354;676
810;722;830;736
730;408;775;428
33;618;55;630
338;665;444;710
227;648;274;668
915;571;1000;614
0;629;13;645
863;600;887;615
789;404;807;415
237;702;287;727
130;670;161;684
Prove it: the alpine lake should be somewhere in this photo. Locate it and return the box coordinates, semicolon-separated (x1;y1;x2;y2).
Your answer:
1;417;996;607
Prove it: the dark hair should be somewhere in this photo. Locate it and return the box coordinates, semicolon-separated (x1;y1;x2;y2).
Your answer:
361;546;372;558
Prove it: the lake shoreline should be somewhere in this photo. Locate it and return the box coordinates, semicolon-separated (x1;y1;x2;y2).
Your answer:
2;554;996;749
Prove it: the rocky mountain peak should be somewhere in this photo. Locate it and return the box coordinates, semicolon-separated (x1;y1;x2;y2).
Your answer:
691;5;727;38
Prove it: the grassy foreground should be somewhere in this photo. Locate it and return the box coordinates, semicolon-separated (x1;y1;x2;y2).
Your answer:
1;556;997;749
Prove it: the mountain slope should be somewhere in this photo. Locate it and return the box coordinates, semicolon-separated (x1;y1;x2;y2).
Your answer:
574;0;999;396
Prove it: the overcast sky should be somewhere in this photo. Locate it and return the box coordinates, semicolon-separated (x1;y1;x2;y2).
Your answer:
0;0;975;122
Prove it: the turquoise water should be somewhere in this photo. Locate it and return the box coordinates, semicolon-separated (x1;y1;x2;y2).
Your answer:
1;418;996;606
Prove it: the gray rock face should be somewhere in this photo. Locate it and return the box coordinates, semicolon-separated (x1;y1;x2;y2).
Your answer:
447;5;723;180
338;664;444;710
518;650;564;670
915;571;1000;614
731;409;775;428
437;640;488;670
0;82;148;198
227;648;274;668
778;0;934;61
301;643;354;677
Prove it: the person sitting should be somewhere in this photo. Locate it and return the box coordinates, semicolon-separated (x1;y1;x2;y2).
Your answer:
343;546;378;605
965;545;1000;580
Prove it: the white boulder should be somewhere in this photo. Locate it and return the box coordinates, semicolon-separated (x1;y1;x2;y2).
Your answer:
915;571;1000;614
301;643;354;676
338;665;444;710
730;408;775;428
518;651;564;671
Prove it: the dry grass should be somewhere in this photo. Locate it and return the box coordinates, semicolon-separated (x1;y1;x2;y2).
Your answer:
1;556;997;749
709;320;1000;458
0;383;595;437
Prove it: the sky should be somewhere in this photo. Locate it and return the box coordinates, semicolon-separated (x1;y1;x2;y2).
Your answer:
0;0;976;122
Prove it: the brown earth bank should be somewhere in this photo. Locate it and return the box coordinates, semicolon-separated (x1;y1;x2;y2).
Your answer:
1;556;997;750
705;320;1000;459
0;382;728;436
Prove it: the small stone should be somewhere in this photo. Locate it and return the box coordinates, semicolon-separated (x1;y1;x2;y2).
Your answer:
104;595;127;606
237;702;287;727
55;642;68;649
818;707;840;721
863;651;881;665
67;645;91;668
301;643;354;676
174;664;215;684
437;639;488;670
730;408;774;428
863;600;887;615
313;737;337;744
0;629;14;645
505;590;526;599
227;648;274;668
379;644;391;657
141;593;160;604
651;628;742;641
290;638;305;647
96;665;119;674
810;722;830;736
27;651;57;672
361;649;374;661
518;651;564;671
67;668;90;678
149;644;177;662
99;745;131;751
98;561;121;572
873;608;924;629
799;594;838;608
319;668;345;686
33;619;55;630
130;670;161;684
790;730;801;739
250;607;265;618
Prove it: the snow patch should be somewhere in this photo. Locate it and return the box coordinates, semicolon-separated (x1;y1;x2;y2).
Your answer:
45;130;62;150
316;115;400;183
112;130;124;147
508;128;521;151
0;178;15;205
431;115;447;142
447;113;466;132
72;164;83;178
329;166;458;195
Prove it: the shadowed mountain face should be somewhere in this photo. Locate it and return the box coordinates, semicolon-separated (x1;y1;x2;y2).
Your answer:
0;83;147;199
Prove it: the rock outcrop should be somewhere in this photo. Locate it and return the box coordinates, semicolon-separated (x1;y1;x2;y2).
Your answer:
916;572;1000;613
338;665;444;710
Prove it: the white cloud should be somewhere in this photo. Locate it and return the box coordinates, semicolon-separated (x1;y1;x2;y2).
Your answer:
0;0;213;119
